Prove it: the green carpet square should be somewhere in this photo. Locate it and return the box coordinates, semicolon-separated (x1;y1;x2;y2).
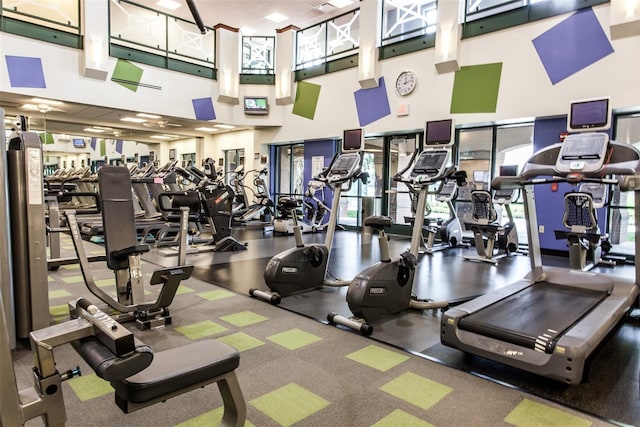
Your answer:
218;332;265;352
89;249;104;255
175;320;228;340
48;276;54;282
50;304;69;318
175;406;256;426
175;285;195;295
68;373;113;401
95;278;115;288
346;344;409;372
505;399;591;427
380;372;452;410
267;328;322;350
220;311;268;327
49;289;71;299
372;409;434;427
60;264;80;270
197;289;235;301
250;383;329;426
61;275;84;284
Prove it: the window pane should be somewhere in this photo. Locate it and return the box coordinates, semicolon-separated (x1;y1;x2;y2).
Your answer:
277;146;292;194
388;136;417;225
457;128;492;228
382;0;437;45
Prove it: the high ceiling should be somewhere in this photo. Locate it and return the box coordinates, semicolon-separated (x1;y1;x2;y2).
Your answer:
1;0;358;143
136;0;357;35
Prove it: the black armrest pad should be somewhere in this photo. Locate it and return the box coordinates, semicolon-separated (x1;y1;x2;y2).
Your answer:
111;339;239;404
72;336;153;381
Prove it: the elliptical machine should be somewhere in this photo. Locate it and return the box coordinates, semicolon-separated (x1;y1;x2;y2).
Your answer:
250;128;368;303
328;119;465;334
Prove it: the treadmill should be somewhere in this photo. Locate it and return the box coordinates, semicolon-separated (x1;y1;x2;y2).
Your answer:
441;100;640;384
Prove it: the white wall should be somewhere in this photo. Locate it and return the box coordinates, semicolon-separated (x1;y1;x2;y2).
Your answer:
1;3;639;149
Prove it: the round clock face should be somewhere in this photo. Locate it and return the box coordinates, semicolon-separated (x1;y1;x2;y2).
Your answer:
395;71;417;96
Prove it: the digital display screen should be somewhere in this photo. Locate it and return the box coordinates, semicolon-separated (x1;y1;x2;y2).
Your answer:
499;165;518;176
568;98;610;131
342;128;363;151
72;138;86;148
425;119;453;145
244;97;269;115
414;152;447;173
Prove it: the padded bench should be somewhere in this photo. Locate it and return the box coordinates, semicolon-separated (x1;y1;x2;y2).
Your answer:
74;336;246;426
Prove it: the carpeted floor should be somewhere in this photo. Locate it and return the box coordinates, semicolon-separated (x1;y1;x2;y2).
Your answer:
8;231;629;426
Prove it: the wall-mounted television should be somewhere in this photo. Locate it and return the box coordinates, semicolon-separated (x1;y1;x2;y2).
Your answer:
342;128;364;151
425;119;454;146
72;138;86;148
567;97;611;132
244;96;269;115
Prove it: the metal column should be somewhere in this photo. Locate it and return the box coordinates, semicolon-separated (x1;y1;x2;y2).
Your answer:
7;130;49;339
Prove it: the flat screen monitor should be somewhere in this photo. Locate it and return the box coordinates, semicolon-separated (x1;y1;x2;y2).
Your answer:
499;165;518;176
244;96;269;115
72;138;86;148
425;119;453;145
568;97;610;132
342;128;364;151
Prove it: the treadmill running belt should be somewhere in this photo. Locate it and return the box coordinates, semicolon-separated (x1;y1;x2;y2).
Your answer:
458;282;608;353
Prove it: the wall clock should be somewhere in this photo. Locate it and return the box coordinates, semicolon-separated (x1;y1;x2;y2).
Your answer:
395;70;417;96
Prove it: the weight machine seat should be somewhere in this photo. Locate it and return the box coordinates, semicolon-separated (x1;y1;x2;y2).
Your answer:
111;339;242;412
364;215;393;229
71;336;154;381
71;331;245;422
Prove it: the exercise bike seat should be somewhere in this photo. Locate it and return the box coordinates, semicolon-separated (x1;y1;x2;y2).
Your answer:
364;215;393;230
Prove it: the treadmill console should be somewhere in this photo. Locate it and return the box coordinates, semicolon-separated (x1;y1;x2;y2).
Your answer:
410;150;450;183
326;152;362;184
556;133;609;174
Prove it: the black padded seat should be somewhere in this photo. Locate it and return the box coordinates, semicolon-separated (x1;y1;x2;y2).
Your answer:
364;215;393;229
112;339;240;408
72;336;153;381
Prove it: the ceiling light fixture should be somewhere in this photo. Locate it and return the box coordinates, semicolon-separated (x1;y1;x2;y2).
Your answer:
156;0;181;11
195;127;219;132
214;124;235;129
31;98;63;106
265;12;288;23
121;117;147;123
136;113;161;119
150;134;180;140
84;127;107;133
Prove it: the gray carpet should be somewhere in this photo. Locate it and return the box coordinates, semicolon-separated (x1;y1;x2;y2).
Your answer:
9;233;621;426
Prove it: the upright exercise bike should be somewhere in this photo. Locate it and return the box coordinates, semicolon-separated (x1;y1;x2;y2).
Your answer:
250;128;367;303
328;119;465;334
